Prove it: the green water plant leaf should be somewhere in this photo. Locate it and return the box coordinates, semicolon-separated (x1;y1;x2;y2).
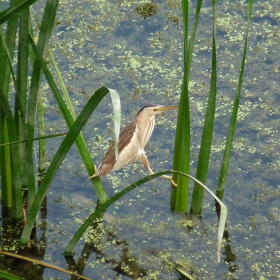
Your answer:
65;171;227;262
19;87;120;245
0;270;25;280
191;0;217;214
0;133;67;147
171;0;203;212
0;0;38;24
0;88;22;220
29;34;111;203
0;15;30;219
216;0;254;199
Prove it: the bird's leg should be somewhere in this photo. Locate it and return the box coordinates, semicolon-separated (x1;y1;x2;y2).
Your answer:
139;153;177;187
139;152;154;175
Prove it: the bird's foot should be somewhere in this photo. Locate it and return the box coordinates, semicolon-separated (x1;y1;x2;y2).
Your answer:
168;176;177;187
88;166;96;180
161;175;177;187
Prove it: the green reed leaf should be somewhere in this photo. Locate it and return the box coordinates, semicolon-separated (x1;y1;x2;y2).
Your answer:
172;0;203;212
0;133;67;147
0;269;25;280
29;34;110;203
26;0;59;208
0;88;22;221
0;0;38;24
190;0;217;215
20;87;118;245
216;0;253;200
65;170;226;262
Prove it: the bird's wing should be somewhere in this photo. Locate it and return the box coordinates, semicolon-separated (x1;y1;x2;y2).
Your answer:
94;120;139;177
118;120;138;155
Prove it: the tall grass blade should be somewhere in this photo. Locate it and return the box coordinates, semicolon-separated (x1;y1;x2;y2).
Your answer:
0;270;25;280
0;133;66;147
0;0;19;206
0;0;38;24
27;0;59;144
0;29;19;93
30;5;46;172
29;9;52;173
26;0;59;208
0;121;12;208
0;88;22;221
0;92;11;210
16;8;29;116
190;0;217;215
0;3;10;208
38;93;46;172
65;170;226;262
20;87;118;245
171;0;190;212
16;7;30;188
171;0;203;212
48;49;76;118
28;34;111;203
216;0;253;200
0;23;25;220
0;1;18;91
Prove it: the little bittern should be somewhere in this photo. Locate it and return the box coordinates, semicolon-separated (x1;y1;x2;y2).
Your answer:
89;104;178;185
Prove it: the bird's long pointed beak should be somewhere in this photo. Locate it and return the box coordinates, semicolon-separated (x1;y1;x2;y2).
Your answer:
155;105;179;112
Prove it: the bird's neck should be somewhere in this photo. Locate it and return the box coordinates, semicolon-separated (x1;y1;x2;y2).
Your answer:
136;114;156;148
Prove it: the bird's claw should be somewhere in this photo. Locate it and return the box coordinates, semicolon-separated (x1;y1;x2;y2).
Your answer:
87;165;98;180
168;176;177;187
161;175;177;187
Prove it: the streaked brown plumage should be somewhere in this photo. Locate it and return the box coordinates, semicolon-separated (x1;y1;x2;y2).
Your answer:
89;104;178;185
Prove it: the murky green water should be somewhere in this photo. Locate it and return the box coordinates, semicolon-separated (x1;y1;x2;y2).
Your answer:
1;0;280;279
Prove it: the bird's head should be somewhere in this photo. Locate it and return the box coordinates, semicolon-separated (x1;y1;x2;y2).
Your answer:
136;104;179;118
135;104;179;147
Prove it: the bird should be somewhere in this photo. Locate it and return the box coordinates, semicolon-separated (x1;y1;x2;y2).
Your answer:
89;104;178;186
